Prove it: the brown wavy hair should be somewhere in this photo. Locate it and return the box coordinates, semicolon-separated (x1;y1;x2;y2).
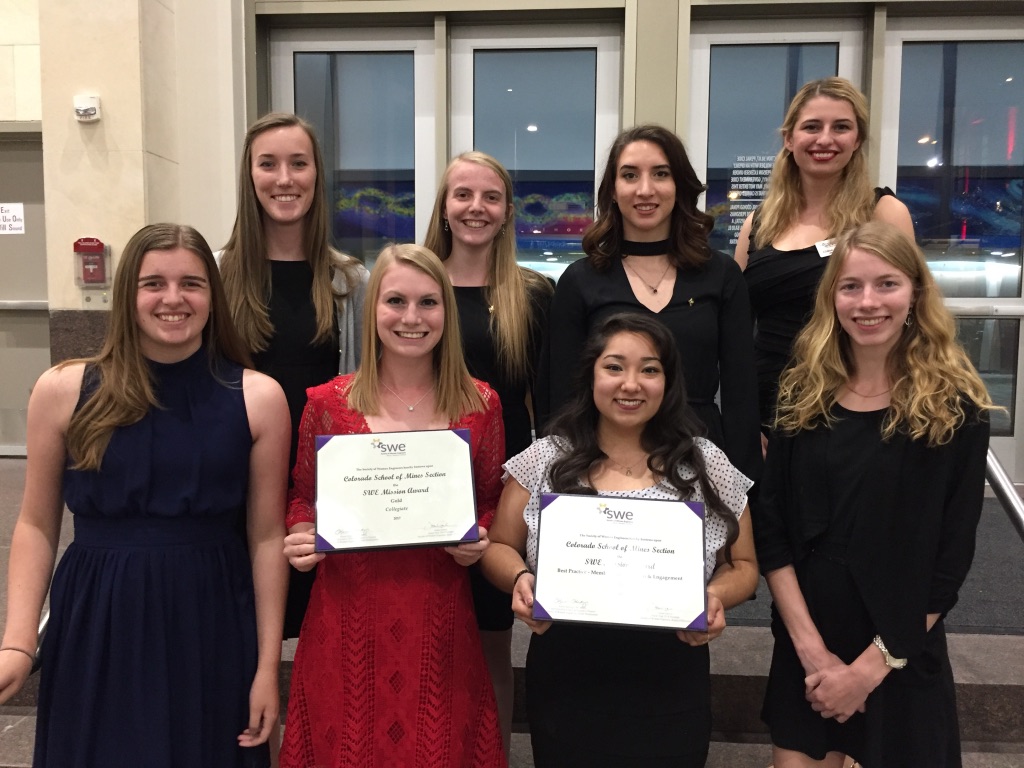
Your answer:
65;224;251;470
775;221;995;446
583;125;713;271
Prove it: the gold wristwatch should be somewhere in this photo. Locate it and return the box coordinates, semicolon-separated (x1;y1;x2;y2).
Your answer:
872;635;908;669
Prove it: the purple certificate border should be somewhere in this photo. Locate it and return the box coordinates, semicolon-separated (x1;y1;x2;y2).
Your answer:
533;493;707;630
313;428;477;552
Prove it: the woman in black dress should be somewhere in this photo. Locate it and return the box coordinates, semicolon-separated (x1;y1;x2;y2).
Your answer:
540;125;761;486
219;113;369;640
757;221;994;767
483;313;757;767
734;78;914;435
424;150;553;753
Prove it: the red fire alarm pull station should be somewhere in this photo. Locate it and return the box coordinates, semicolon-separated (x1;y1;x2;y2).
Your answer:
74;237;110;288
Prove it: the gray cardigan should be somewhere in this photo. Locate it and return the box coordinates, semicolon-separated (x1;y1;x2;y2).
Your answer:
332;258;369;374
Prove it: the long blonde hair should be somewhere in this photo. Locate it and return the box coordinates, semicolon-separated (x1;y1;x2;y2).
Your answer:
775;221;995;446
65;224;252;470
754;78;875;250
423;151;552;384
347;243;484;421
219;112;362;352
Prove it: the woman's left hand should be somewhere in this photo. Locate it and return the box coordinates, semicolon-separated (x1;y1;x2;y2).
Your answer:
677;593;726;646
444;525;489;566
238;666;279;747
804;663;873;722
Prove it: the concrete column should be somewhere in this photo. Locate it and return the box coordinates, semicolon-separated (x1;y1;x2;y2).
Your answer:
38;0;245;360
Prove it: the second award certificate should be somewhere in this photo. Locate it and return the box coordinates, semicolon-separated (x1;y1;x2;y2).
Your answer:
533;493;707;630
314;428;478;552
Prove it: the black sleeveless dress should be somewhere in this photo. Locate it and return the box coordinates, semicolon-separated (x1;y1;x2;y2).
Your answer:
744;188;897;425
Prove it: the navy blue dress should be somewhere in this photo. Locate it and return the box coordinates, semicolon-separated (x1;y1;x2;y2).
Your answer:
34;349;262;768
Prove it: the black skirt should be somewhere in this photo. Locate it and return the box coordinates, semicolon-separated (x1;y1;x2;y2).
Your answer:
526;622;711;768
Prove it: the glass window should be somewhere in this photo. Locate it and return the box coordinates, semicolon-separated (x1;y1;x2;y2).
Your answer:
269;27;436;265
704;44;838;253
294;52;416;266
471;48;597;278
956;317;1017;436
450;24;621;280
896;41;1024;299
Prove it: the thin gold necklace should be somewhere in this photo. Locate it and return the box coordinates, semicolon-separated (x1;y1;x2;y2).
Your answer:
846;384;890;398
605;452;648;477
381;382;433;412
622;257;672;294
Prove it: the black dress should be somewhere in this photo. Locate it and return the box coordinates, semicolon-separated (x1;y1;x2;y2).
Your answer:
253;260;338;639
757;403;989;767
36;350;264;767
454;282;550;631
744;188;897;425
540;251;762;484
453;283;549;458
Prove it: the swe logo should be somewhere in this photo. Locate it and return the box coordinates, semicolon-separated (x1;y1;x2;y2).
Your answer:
371;437;406;456
597;502;633;522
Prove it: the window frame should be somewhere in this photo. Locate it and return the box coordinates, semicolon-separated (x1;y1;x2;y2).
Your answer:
687;18;864;203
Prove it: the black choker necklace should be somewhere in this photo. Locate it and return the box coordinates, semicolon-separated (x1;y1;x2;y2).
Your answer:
621;239;670;256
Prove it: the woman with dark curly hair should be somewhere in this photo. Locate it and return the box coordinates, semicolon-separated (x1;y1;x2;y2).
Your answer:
539;125;762;485
484;313;757;767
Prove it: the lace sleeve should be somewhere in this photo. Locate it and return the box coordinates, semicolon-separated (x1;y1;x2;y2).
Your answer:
285;392;322;529
471;386;505;531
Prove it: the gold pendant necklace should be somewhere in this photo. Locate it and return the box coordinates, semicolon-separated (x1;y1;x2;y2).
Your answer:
622;257;672;294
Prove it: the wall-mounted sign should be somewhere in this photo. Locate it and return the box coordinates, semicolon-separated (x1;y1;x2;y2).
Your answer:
0;203;25;234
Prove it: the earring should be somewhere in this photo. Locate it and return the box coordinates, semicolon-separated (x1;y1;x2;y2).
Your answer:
905;309;914;327
500;224;507;236
443;218;449;232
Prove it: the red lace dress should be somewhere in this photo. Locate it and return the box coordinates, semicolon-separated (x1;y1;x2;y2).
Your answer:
279;374;507;768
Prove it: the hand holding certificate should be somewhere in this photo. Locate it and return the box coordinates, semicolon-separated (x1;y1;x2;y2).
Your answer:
532;493;707;631
314;428;479;552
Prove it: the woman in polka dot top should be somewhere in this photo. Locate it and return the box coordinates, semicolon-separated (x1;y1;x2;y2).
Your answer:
481;312;758;768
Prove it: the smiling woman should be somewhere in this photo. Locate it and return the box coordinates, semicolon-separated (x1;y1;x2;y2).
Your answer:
540;125;762;490
758;221;997;767
135;247;212;363
278;243;508;768
482;312;757;767
0;223;290;768
219;113;371;643
423;152;554;753
734;78;915;435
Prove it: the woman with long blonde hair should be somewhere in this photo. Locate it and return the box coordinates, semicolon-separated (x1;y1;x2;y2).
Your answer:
756;221;993;767
219;112;369;639
423;151;553;751
734;78;914;434
279;244;507;767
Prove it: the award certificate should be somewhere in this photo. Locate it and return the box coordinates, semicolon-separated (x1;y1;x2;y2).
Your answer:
532;493;707;630
314;429;478;552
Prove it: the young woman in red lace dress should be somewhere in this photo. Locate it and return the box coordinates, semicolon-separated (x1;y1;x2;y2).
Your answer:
279;243;507;768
